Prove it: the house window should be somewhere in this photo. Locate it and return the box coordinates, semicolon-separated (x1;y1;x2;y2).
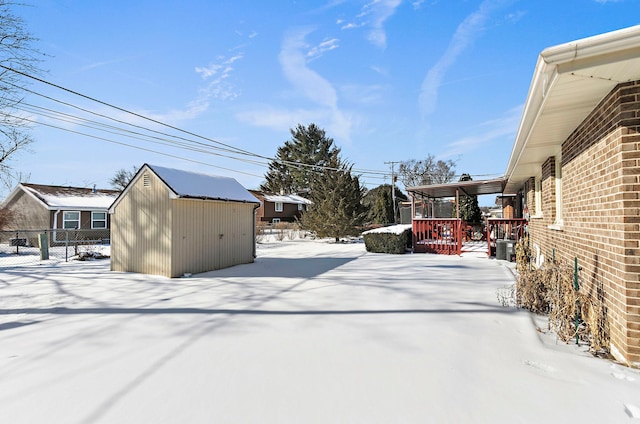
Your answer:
275;202;283;212
92;211;107;229
63;211;80;229
272;218;281;224
554;153;563;226
534;176;542;217
298;203;303;211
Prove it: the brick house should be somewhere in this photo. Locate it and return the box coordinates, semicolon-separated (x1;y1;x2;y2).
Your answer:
505;25;640;366
249;190;311;224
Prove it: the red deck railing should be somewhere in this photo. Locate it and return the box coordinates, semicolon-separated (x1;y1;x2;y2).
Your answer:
412;218;463;255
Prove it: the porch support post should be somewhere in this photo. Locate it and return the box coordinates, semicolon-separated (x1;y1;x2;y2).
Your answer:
456;189;460;219
410;194;416;252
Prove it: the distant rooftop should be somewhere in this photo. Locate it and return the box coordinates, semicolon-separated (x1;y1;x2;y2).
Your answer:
18;183;119;210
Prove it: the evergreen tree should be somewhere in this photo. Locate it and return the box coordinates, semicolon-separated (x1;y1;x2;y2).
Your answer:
299;157;366;242
455;173;483;223
362;184;408;225
261;123;340;195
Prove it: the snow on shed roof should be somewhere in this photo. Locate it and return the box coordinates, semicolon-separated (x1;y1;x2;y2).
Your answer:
148;164;259;204
18;183;120;210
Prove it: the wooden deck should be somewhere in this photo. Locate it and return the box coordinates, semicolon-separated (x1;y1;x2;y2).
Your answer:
412;218;527;257
412;218;463;255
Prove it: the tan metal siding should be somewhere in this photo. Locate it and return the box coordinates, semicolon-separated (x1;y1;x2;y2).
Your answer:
111;171;173;277
171;199;255;277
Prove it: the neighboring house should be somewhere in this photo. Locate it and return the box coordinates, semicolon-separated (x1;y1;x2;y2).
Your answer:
249;190;312;224
109;164;260;278
504;25;640;366
0;183;119;242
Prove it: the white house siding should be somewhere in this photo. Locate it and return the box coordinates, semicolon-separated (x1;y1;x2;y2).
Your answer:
171;199;255;278
111;170;173;277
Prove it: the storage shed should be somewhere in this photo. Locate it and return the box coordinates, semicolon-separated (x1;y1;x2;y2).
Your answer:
109;164;260;278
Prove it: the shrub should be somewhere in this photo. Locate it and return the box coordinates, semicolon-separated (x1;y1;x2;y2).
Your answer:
363;228;411;254
512;241;610;356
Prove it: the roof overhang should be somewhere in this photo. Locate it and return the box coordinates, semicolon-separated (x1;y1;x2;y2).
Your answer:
406;177;507;199
504;24;640;194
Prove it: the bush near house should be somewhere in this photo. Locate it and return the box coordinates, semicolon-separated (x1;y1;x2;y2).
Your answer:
363;225;412;254
513;238;610;356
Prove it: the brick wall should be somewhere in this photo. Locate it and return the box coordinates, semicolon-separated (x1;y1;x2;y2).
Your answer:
527;80;640;366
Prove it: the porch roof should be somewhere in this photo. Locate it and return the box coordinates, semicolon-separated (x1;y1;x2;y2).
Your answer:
406;177;506;199
504;24;640;194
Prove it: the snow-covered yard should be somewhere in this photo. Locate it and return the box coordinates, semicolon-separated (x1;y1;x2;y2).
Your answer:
0;237;638;423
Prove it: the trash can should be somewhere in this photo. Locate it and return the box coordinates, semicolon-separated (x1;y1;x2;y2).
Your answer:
496;240;507;260
505;240;516;262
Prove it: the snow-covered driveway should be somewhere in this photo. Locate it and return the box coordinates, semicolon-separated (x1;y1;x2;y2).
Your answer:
1;239;638;423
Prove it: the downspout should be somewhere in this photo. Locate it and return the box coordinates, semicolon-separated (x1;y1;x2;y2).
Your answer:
53;209;61;242
253;203;260;258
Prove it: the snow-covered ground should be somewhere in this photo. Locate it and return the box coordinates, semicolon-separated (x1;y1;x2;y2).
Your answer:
1;237;638;423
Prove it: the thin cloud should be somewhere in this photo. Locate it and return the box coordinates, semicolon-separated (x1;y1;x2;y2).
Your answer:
195;54;243;80
114;53;244;125
194;54;244;102
341;83;388;106
307;38;340;60
236;107;325;132
80;59;125;72
419;0;509;119
439;105;522;158
239;28;353;142
340;0;402;49
279;28;338;108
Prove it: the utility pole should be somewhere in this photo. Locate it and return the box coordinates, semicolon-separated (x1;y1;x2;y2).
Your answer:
385;161;399;224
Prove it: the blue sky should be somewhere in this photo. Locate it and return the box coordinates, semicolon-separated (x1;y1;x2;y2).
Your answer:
7;0;640;203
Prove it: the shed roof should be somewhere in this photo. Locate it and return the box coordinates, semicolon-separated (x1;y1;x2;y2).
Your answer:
109;164;260;213
147;164;259;203
505;24;640;194
2;183;119;210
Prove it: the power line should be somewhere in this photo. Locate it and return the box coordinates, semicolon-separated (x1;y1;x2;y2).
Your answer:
8;113;266;178
3;64;391;179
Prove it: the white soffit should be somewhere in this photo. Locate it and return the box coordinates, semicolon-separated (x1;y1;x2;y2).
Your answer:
504;25;640;194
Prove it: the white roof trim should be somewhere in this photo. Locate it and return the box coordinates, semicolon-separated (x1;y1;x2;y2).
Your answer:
505;24;640;194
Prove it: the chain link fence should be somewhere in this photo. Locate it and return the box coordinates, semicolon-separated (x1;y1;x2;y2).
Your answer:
0;229;111;268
